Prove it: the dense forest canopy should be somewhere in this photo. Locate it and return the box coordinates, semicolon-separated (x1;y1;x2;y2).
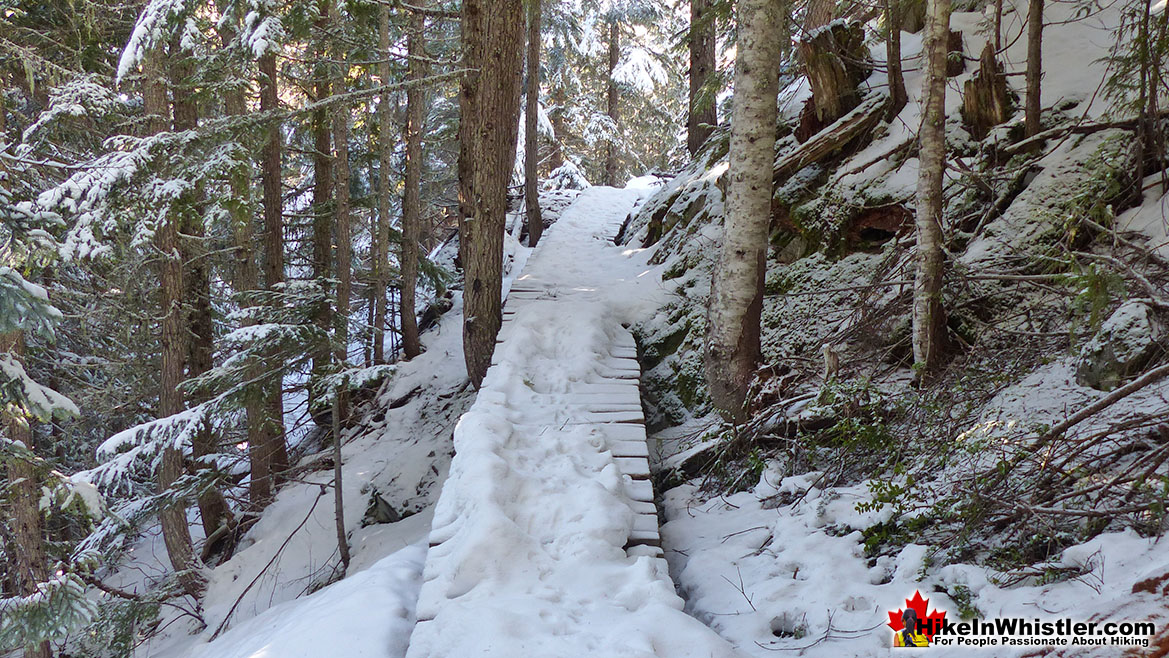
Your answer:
2;0;1169;655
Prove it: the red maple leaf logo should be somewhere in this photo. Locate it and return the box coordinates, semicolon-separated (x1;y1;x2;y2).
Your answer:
887;591;947;641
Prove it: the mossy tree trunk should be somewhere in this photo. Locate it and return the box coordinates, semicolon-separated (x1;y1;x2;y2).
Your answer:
144;47;206;599
170;34;233;541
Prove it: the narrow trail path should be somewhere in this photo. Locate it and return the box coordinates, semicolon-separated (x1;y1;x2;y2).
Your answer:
405;187;742;657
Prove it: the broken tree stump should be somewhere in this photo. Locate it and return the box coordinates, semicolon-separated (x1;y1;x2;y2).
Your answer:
796;20;874;142
962;42;1013;140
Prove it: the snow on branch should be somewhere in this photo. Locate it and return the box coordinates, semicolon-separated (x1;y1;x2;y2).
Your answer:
116;0;191;82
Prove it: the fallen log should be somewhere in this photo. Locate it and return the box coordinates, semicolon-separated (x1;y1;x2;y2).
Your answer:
773;92;890;187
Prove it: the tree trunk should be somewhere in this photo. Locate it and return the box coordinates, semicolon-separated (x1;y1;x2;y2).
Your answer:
144;49;206;599
604;21;620;186
400;3;424;359
524;0;544;247
256;50;289;507
884;0;908;119
170;39;232;540
459;0;525;388
312;0;334;403
548;82;566;173
705;0;782;422
687;0;718;155
913;0;951;377
804;0;834;31
3;333;52;658
220;24;269;521
374;5;391;364
1024;0;1043;138
993;0;1003;50
332;3;355;556
331;23;352;369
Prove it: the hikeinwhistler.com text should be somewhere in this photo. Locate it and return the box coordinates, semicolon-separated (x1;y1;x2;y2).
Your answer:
923;617;1155;648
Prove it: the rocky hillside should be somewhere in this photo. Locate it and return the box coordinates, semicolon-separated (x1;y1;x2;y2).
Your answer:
619;2;1169;653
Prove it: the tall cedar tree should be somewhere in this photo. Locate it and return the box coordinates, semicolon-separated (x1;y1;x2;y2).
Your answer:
170;35;233;539
705;0;783;421
400;3;425;359
459;0;525;388
375;5;392;363
913;0;951;376
218;19;272;520
525;0;545;247
255;49;290;507
145;46;206;598
687;0;717;155
311;0;334;403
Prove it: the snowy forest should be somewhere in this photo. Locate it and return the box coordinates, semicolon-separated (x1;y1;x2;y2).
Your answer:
2;0;1169;654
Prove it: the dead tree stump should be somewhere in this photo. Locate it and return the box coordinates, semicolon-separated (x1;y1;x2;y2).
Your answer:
961;42;1013;139
796;20;873;142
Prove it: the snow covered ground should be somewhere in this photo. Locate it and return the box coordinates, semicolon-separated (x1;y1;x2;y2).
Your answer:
407;187;740;657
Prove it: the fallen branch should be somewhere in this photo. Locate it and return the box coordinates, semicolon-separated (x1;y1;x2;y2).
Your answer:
1033;363;1169;464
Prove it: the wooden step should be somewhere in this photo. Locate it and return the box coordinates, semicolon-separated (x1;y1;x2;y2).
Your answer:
625;478;655;504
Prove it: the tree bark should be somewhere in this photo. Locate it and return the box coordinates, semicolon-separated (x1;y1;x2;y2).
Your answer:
1024;0;1044;138
256;49;289;507
524;0;544;247
884;0;908;119
459;0;525;388
548;81;566;173
3;332;52;658
400;3;424;359
331;2;352;369
374;5;391;364
687;0;718;155
913;0;951;377
170;39;232;540
604;21;621;186
804;0;834;31
144;49;206;599
219;24;270;521
312;0;335;402
705;0;782;422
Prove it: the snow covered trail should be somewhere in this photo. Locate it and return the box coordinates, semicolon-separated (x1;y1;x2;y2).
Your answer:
406;187;742;657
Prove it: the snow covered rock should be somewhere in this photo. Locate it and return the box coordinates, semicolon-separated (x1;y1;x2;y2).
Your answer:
960;130;1138;267
1075;300;1164;390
